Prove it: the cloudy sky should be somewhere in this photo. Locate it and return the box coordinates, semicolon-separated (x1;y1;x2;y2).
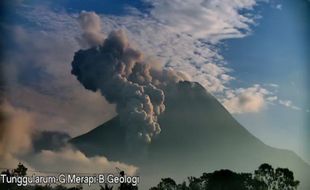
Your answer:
0;0;309;173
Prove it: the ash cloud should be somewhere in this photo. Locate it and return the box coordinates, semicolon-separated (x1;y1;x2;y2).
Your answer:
77;11;105;47
72;12;188;145
0;102;137;175
32;131;71;153
0;101;35;168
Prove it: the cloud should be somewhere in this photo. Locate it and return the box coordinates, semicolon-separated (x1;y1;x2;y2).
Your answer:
77;11;105;47
146;0;258;41
32;131;71;153
28;147;138;176
6;1;278;127
279;100;301;111
0;102;137;178
0;102;34;156
266;83;279;88
199;63;234;92
266;96;278;102
72;13;189;144
17;3;241;95
0;101;34;168
275;4;282;10
72;29;165;144
3;25;116;136
7;1;281;119
222;85;276;114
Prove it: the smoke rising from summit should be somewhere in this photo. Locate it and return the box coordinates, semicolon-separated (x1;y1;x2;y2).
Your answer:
72;12;188;144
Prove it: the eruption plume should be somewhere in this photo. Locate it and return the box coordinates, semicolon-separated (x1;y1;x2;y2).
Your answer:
72;12;188;145
77;11;105;47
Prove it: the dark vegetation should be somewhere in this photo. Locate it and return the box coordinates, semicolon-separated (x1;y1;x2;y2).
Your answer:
0;163;299;190
150;163;300;190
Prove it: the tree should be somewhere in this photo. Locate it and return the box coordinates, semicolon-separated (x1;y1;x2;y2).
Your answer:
176;182;189;190
254;163;299;190
0;163;28;190
151;178;177;190
13;163;28;177
118;170;138;190
254;163;275;189
204;170;250;190
274;168;299;190
188;176;203;190
150;163;300;190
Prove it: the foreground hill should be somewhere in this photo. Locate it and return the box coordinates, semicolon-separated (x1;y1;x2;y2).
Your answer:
71;81;310;189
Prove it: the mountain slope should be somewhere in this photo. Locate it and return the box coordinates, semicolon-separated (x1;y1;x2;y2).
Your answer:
70;81;310;189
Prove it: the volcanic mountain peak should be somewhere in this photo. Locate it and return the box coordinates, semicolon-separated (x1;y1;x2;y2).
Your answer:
70;81;310;190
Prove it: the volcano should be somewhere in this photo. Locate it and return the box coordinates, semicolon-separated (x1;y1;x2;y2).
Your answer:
70;81;310;189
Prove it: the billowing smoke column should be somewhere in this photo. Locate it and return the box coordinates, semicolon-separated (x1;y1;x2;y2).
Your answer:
77;11;105;47
72;30;161;144
72;12;189;145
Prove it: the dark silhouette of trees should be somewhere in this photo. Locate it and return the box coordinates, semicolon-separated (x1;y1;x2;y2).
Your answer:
254;163;299;190
150;178;178;190
150;163;300;190
254;163;275;189
118;170;138;190
0;163;28;190
204;170;250;190
13;163;28;177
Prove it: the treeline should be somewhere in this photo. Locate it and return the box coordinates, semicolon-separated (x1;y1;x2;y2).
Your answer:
150;163;300;190
1;163;300;190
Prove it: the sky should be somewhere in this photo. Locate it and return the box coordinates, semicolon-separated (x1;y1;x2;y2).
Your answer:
222;0;310;163
0;0;309;176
